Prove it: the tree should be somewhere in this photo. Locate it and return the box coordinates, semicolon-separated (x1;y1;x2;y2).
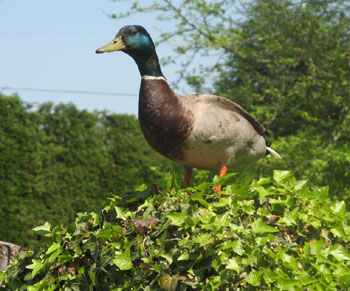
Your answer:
112;0;350;199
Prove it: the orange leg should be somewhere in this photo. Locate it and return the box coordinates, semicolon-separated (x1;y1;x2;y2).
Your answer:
183;167;192;187
214;166;228;194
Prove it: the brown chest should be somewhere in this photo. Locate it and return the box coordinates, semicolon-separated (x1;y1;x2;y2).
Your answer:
138;78;194;161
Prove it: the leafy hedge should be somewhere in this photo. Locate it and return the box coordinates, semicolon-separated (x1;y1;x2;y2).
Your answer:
1;171;350;290
0;94;180;248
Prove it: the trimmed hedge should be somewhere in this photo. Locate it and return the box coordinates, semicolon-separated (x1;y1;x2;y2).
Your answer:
0;94;179;247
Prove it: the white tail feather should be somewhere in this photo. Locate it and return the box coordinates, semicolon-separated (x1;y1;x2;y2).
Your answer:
266;147;282;159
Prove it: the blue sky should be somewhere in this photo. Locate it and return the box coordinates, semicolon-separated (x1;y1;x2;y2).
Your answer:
0;0;184;116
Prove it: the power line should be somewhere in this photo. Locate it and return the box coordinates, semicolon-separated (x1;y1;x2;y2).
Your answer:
0;86;138;97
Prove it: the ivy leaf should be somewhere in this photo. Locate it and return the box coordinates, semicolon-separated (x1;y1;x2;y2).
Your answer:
178;250;189;261
331;201;346;216
158;274;179;291
219;239;245;256
113;249;133;270
313;186;329;201
256;177;272;185
294;179;307;190
193;182;212;193
232;239;245;256
330;225;345;238
213;197;230;208
161;253;173;265
193;233;214;247
273;170;292;183
245;270;262;286
329;244;350;262
277;278;299;289
238;200;255;215
251;218;279;233
191;192;211;208
226;257;241;273
26;259;44;277
251;185;271;199
32;222;52;236
278;207;299;226
115;206;132;220
166;212;187;226
213;173;237;186
46;242;61;255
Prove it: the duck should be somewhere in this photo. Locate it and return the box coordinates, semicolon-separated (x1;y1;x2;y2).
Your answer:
96;25;281;190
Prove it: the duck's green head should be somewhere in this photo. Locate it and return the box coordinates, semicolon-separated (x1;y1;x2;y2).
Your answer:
96;25;164;77
96;25;155;58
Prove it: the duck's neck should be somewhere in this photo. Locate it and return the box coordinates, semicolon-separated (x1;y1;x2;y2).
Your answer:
132;53;164;77
139;75;177;119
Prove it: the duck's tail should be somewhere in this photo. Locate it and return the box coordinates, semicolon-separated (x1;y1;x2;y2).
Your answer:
266;146;282;159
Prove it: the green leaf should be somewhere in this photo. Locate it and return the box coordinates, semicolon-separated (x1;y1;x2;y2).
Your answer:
46;242;61;255
164;172;180;192
213;212;230;228
213;173;237;186
113;249;133;270
27;279;56;291
191;192;211;208
277;278;299;289
333;264;350;277
331;201;346;216
32;222;52;236
251;218;279;233
278;207;299;226
245;270;262;286
294;179;307;190
135;183;148;192
251;185;271;199
213;197;230;208
281;253;298;271
193;182;212;192
161;253;173;265
329;244;350;262
88;270;96;285
262;269;279;284
193;233;214;247
26;259;44;277
256;177;272;185
115;206;132;220
330;225;345;238
178;251;189;261
231;239;245;256
158;274;179;291
226;257;241;273
238;199;255;215
313;186;329;201
166;212;187;226
273;170;292;183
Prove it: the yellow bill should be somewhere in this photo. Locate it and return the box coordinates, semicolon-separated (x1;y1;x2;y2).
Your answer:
95;35;126;54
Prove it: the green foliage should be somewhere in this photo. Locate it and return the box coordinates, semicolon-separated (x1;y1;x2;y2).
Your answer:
2;171;350;290
112;0;350;199
0;94;180;248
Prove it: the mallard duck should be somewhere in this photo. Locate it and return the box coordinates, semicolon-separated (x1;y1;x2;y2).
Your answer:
96;25;281;189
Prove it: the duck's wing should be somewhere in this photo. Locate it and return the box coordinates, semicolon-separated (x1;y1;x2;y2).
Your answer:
184;94;266;135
